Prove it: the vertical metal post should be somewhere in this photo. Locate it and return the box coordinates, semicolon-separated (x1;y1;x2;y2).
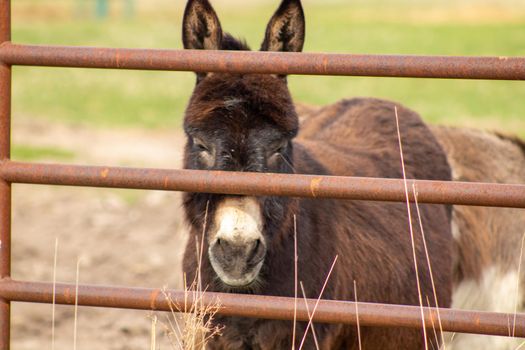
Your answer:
0;0;11;348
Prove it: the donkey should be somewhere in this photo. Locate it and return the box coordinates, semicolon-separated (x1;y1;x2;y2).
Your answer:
431;127;525;349
296;104;525;349
181;0;453;348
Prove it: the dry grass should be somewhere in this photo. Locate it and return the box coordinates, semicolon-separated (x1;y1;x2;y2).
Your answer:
396;107;450;349
292;214;299;350
413;186;446;349
147;272;223;350
353;280;362;350
150;315;158;350
395;106;429;348
51;237;58;350
298;255;338;350
512;232;525;338
299;281;320;350
73;257;81;350
151;201;222;350
158;280;223;350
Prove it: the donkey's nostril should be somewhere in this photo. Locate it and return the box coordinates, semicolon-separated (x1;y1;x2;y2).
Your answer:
208;236;266;287
210;237;266;267
247;239;266;266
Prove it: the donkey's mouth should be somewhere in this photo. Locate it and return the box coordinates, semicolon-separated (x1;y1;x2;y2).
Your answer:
210;258;265;289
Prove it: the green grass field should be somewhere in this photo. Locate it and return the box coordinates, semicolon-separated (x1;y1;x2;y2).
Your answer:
10;0;525;137
12;144;75;161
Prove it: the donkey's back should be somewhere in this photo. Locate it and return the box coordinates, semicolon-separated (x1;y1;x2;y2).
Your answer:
298;97;450;181
296;101;525;349
293;97;454;349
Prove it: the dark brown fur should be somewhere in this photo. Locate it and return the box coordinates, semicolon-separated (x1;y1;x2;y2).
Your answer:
180;1;453;349
298;108;525;348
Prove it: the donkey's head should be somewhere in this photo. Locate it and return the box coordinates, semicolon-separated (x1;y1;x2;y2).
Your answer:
182;0;304;290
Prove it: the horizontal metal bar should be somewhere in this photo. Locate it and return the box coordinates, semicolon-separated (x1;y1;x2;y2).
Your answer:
0;278;523;338
1;43;525;80
1;160;525;208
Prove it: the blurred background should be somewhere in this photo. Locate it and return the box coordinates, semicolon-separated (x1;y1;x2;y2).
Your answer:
7;1;525;349
11;0;525;153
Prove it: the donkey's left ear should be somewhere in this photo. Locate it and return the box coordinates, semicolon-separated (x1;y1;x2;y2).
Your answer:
182;0;223;50
260;0;305;52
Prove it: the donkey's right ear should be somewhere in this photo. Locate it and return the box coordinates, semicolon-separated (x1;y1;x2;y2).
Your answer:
182;0;223;50
260;0;305;53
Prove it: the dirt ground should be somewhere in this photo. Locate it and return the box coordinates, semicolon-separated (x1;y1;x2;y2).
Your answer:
11;118;190;349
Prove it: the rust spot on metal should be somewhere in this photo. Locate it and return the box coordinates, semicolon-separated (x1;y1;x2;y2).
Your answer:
64;287;71;303
310;178;322;198
150;289;160;310
100;168;109;178
164;176;168;188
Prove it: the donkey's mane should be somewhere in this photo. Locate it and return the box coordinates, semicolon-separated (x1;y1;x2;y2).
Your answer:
221;33;250;51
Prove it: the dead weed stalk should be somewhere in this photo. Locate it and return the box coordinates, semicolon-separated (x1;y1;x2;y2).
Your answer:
153;201;223;349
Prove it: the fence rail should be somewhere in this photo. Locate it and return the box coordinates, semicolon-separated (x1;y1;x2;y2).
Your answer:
1;160;525;208
1;278;524;338
1;0;525;348
1;43;525;79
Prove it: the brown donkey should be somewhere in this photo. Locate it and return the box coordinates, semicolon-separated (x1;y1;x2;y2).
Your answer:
180;0;454;349
432;127;525;349
296;106;525;349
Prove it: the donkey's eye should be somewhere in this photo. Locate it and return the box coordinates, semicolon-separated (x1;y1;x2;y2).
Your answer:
270;142;288;156
267;141;288;167
192;137;215;168
193;138;210;153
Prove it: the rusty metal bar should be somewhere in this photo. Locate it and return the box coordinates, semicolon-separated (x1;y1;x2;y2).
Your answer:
1;43;525;80
0;278;523;338
0;0;11;348
1;160;525;208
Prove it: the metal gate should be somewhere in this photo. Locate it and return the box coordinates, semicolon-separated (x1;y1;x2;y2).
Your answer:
1;1;525;348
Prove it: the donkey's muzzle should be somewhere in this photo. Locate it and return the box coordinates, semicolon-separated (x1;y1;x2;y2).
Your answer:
209;237;266;287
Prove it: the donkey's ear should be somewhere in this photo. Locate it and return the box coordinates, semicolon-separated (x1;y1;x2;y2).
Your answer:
182;0;223;50
260;0;305;52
